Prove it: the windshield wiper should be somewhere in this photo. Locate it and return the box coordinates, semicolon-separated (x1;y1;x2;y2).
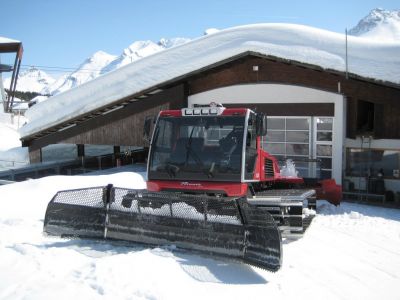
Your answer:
165;163;179;178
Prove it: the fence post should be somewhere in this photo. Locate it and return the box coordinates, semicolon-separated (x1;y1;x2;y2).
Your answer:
103;184;113;239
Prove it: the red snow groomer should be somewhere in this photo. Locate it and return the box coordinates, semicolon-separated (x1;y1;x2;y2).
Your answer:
43;104;341;272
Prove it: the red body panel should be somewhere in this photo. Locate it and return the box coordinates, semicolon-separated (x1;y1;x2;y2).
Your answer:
221;108;247;116
315;179;342;206
159;110;182;117
257;137;304;184
147;180;249;197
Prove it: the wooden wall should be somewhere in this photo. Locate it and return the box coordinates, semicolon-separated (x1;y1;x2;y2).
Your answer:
187;55;400;139
27;84;186;161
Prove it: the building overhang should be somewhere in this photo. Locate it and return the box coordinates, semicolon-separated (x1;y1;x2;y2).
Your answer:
20;52;400;148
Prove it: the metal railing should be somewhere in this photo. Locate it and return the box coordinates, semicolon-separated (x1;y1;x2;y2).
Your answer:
0;149;148;183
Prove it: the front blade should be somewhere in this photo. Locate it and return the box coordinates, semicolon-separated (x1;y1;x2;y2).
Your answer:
44;186;107;238
43;186;282;271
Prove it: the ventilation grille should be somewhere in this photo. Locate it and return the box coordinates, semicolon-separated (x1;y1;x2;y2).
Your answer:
265;158;274;178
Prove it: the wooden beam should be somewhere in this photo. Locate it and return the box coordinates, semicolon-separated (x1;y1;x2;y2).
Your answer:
24;84;186;151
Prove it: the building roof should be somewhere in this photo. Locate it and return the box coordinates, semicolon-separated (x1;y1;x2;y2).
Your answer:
20;23;400;139
0;36;22;53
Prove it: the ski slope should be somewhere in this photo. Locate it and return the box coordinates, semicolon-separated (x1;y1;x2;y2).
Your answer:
0;170;399;300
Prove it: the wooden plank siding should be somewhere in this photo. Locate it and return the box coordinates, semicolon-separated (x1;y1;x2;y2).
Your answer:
27;84;186;153
28;148;42;164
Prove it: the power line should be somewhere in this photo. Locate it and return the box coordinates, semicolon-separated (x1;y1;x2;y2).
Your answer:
20;64;105;73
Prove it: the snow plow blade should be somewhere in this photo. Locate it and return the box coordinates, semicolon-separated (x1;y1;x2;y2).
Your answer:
43;184;282;271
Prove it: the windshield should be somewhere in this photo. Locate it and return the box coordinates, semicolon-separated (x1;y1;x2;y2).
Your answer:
148;115;246;181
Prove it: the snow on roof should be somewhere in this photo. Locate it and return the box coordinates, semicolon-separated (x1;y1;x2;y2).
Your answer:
12;102;29;111
20;23;400;139
0;36;20;44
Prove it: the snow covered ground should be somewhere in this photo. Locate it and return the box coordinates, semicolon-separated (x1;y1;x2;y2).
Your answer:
0;112;28;170
1;170;399;300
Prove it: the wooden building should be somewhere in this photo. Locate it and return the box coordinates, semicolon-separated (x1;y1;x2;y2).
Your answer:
19;27;400;196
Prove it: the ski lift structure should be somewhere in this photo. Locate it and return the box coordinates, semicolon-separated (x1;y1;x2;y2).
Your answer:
0;37;23;113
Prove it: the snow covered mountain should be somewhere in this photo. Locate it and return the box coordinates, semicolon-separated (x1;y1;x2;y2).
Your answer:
99;40;164;75
100;38;190;76
45;37;190;95
349;8;400;42
1;37;190;97
3;67;55;93
43;50;117;95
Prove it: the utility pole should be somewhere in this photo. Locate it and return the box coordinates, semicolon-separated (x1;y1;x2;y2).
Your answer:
345;28;349;79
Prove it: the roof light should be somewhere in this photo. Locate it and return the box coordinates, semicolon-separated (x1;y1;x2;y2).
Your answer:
184;109;193;115
210;108;218;115
193;109;201;115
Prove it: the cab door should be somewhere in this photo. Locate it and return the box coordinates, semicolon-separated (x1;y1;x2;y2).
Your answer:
244;112;258;180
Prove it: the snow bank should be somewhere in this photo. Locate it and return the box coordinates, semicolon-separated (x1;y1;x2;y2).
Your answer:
0;172;399;300
20;23;400;138
0;123;21;151
0;114;29;169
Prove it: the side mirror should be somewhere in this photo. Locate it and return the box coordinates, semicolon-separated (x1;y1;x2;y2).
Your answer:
143;116;154;142
256;113;267;136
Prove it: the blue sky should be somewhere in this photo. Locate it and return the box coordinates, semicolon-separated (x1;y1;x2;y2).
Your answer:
1;0;398;75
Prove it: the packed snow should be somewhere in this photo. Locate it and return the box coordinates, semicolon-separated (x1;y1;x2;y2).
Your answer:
0;169;399;300
279;159;299;177
0;112;28;170
20;23;400;139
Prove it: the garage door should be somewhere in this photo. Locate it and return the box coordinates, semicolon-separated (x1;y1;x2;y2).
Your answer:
263;117;333;179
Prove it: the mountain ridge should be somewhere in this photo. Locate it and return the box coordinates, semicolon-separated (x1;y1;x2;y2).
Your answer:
349;8;400;41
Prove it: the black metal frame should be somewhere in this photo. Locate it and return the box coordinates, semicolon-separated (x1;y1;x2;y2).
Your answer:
43;184;282;271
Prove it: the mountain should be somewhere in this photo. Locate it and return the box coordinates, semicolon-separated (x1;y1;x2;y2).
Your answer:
349;8;400;42
3;67;55;93
99;41;164;75
100;38;190;75
44;50;117;95
158;37;191;48
44;37;190;96
12;8;400;98
2;37;190;98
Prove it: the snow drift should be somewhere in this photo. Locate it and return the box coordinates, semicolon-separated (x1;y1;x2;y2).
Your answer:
0;170;399;300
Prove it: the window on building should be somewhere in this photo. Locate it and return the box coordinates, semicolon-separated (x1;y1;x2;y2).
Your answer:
315;117;333;179
263;117;311;177
357;100;374;132
263;116;334;179
346;148;400;179
42;144;77;162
